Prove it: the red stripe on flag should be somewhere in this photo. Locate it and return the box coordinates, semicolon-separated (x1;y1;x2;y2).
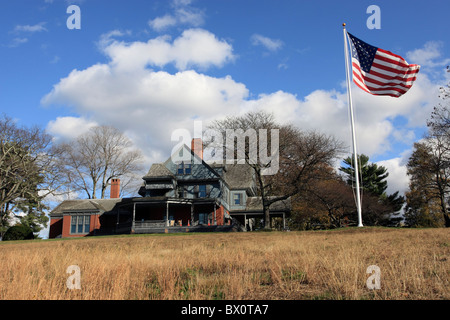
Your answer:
352;60;408;97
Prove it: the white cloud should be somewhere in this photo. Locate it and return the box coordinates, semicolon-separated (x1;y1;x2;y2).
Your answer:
97;29;131;49
149;15;178;31
392;128;416;145
7;22;47;48
148;0;205;31
14;22;47;33
175;7;204;26
46;116;98;141
376;157;409;196
101;28;235;71
50;55;60;64
7;37;28;48
42;31;446;173
251;34;284;52
406;41;450;68
41;37;246;163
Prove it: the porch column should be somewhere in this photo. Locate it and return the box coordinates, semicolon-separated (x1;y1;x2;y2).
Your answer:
166;202;169;227
214;203;217;225
132;203;136;233
244;214;247;231
283;212;286;230
116;207;120;233
191;203;194;225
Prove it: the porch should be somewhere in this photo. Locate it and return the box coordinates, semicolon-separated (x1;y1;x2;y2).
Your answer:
109;197;231;234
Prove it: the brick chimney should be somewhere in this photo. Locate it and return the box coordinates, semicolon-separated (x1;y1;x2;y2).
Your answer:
191;138;203;160
110;179;120;199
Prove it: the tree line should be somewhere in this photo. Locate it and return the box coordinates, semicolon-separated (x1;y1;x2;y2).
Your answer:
0;119;144;239
208;112;405;230
1;79;448;238
405;81;450;227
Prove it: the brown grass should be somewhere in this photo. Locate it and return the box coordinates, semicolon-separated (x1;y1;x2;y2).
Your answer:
0;227;448;300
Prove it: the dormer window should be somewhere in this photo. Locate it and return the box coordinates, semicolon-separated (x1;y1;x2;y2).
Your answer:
177;162;191;175
233;193;242;205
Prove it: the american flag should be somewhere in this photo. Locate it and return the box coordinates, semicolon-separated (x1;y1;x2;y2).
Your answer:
347;32;420;98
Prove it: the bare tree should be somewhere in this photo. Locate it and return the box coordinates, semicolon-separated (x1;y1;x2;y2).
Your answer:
208;111;345;229
56;125;143;199
0;114;67;236
406;82;450;227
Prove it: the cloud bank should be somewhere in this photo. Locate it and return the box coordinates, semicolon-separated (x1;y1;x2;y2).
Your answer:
42;28;446;197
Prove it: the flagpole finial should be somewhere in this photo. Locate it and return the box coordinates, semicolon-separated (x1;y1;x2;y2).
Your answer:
342;23;346;28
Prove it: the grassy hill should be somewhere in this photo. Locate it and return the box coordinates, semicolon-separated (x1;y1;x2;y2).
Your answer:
0;227;448;300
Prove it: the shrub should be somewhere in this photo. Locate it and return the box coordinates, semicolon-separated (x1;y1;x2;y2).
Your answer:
2;225;34;241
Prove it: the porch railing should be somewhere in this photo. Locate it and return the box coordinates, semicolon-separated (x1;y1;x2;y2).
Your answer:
134;220;166;229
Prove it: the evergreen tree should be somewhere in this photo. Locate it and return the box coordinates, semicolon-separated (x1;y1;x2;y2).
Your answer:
339;154;405;226
339;154;388;197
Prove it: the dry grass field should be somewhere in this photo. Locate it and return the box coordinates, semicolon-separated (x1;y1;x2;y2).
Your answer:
0;227;448;300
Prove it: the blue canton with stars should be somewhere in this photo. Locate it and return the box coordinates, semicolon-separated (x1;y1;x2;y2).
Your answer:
347;32;378;73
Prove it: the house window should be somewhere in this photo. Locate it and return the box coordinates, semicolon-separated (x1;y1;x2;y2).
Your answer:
233;193;242;205
177;162;192;175
70;215;90;234
198;185;207;198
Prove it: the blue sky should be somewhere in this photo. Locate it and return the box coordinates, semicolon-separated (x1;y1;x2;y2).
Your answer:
1;0;449;201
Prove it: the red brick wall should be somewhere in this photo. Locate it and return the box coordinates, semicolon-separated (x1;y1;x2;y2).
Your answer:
61;214;101;238
62;215;72;238
90;214;101;234
212;205;225;226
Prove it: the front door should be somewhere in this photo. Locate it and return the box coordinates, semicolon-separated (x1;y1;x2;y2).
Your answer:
198;213;208;225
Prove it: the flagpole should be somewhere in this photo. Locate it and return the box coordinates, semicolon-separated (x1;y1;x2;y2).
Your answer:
342;23;363;227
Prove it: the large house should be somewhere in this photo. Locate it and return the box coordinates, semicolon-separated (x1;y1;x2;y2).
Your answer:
48;139;290;238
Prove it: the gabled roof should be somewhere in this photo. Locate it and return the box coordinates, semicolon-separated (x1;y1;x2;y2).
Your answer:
141;144;256;191
144;144;222;180
143;163;174;179
163;143;208;168
223;163;254;190
50;198;122;216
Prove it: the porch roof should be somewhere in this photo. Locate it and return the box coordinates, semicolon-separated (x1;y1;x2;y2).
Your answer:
104;196;221;212
230;197;291;214
50;198;122;216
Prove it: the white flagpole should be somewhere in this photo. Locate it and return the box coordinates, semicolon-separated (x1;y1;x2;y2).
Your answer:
342;23;363;227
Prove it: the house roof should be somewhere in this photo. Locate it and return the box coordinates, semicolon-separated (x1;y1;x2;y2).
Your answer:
143;144;222;181
223;164;254;190
143;163;174;179
143;161;254;190
50;198;122;216
245;197;291;212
